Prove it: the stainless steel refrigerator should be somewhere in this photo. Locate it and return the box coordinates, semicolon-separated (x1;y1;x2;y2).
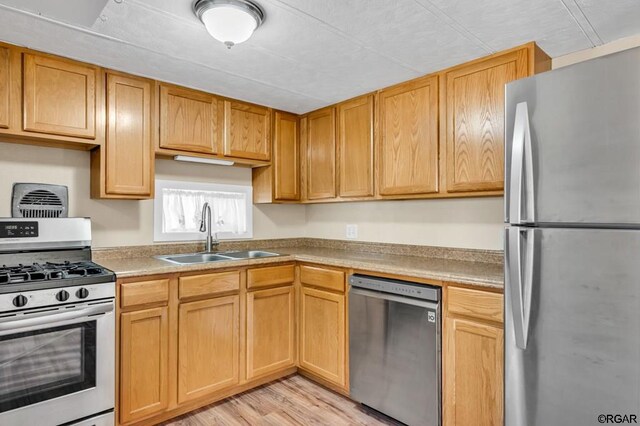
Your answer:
504;46;640;426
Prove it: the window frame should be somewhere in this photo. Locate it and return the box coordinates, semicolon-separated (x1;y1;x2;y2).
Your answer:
153;179;253;242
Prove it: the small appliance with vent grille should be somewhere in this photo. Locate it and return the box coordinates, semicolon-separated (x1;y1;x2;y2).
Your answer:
11;183;68;218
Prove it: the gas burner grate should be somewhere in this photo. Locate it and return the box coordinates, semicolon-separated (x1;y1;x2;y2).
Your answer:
0;261;110;284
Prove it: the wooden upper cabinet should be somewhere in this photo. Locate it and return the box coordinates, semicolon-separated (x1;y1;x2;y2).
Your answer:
378;75;439;196
104;72;153;197
120;307;169;424
224;100;271;161
0;45;9;129
443;44;548;193
23;53;97;139
274;111;300;200
307;107;337;200
159;83;219;154
337;94;374;198
178;295;240;404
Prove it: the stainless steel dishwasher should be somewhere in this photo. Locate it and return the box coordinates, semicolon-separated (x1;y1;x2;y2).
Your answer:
349;274;441;426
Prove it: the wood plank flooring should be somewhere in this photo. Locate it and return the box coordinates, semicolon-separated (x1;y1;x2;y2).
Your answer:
161;374;402;426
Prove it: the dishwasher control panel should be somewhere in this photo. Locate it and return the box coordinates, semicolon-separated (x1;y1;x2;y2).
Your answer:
349;274;440;302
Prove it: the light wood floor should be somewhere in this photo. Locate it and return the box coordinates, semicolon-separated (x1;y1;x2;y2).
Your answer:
161;374;402;426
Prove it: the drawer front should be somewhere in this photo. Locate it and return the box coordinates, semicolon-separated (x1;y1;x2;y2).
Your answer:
300;265;345;293
121;279;169;309
447;286;503;323
179;271;240;300
247;264;295;290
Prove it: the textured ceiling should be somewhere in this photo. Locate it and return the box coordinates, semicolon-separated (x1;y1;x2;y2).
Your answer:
0;0;638;113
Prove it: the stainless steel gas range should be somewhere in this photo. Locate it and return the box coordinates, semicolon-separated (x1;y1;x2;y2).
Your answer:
0;218;115;426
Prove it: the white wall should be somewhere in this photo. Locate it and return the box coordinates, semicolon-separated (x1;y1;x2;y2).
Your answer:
305;198;505;250
0;142;306;248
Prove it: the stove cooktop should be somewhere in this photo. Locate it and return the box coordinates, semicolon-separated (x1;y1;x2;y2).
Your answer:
0;260;115;294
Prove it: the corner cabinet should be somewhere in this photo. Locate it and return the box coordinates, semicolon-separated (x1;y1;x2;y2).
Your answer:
252;111;299;203
377;75;439;197
441;43;550;194
158;83;221;155
443;286;504;426
224;100;271;161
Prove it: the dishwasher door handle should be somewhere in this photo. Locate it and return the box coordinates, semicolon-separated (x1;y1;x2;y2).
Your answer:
350;287;439;310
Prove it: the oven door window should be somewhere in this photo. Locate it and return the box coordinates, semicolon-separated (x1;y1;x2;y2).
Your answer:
0;321;97;413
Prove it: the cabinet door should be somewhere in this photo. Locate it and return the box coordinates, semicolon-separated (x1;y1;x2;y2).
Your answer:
0;45;9;129
246;286;295;379
444;48;528;193
105;73;153;197
159;84;219;154
224;100;271;161
120;307;169;424
178;295;239;404
444;317;503;426
23;53;97;138
273;111;300;200
378;76;439;196
307;107;336;200
299;286;345;387
338;94;374;198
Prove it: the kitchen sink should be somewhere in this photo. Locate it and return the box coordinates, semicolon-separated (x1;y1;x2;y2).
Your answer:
156;253;234;265
221;250;281;259
156;250;281;265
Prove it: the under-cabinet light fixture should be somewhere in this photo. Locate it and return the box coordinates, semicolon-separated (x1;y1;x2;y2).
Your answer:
174;156;235;166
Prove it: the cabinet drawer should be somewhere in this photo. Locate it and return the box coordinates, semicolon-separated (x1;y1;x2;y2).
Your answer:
447;286;503;323
247;265;295;290
179;271;240;300
121;279;169;309
300;265;345;293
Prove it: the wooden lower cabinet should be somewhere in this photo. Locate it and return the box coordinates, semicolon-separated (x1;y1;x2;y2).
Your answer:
246;286;295;379
443;287;504;426
178;295;240;404
299;285;346;388
120;307;169;424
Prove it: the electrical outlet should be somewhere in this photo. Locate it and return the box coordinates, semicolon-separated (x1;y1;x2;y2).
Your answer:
346;224;358;239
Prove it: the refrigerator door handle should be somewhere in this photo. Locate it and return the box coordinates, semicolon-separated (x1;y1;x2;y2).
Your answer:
509;102;535;224
508;227;535;350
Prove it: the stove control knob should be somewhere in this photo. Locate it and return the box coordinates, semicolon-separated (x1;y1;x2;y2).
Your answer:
13;294;28;308
76;288;89;299
56;290;70;302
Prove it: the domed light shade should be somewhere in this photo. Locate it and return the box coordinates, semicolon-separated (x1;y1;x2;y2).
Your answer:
193;0;265;49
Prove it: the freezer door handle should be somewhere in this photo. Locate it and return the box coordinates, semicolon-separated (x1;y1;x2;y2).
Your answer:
509;102;535;224
507;227;535;350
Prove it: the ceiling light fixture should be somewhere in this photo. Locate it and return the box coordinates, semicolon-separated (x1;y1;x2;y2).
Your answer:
193;0;265;49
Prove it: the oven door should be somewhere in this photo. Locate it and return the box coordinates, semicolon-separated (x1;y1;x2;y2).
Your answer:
0;299;115;426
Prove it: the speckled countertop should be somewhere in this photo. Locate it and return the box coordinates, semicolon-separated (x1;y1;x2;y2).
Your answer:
96;245;504;290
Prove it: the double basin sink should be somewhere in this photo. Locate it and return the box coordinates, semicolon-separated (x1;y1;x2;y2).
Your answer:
156;250;281;265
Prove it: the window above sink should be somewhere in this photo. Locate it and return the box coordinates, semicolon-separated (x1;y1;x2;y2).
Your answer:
153;179;253;242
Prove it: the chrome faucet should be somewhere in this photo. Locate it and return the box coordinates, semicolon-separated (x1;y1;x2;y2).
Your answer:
199;202;219;253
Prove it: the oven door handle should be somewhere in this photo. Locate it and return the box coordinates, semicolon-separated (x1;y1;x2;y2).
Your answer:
0;302;114;332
